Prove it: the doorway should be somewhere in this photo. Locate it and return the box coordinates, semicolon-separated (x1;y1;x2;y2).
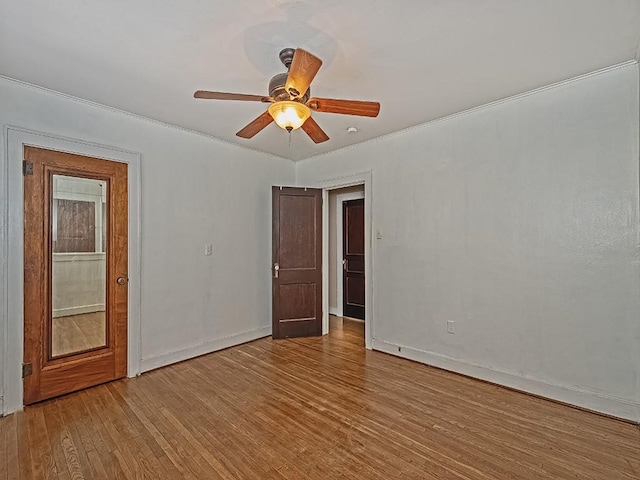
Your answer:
270;172;372;348
341;198;365;320
22;146;128;404
309;171;373;348
329;186;365;320
326;184;366;343
271;185;368;341
2;127;141;414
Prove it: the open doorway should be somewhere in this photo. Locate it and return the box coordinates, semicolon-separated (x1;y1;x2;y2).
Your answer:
280;171;375;349
271;180;371;347
328;185;365;343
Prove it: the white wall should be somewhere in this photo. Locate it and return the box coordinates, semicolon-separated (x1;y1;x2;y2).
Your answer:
297;64;640;421
0;77;294;411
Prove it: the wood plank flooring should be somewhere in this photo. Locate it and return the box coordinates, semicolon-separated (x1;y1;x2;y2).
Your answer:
1;316;639;479
52;312;106;357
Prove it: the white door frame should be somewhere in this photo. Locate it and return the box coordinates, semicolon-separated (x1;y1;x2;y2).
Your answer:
308;171;373;350
332;189;365;318
1;126;142;414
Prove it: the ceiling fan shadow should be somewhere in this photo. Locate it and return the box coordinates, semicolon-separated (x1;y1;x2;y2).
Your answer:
239;2;338;77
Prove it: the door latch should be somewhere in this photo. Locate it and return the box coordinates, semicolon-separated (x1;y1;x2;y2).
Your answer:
22;362;33;378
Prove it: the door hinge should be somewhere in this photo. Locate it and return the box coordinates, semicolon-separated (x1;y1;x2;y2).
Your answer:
22;363;33;378
22;160;33;176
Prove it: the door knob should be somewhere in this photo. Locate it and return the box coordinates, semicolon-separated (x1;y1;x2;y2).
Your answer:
116;276;129;285
273;263;280;278
342;259;347;270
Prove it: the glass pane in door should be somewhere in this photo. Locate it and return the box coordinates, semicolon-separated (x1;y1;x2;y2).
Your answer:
51;175;108;357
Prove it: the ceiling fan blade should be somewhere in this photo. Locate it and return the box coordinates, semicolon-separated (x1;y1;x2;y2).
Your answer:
301;117;329;144
285;49;322;99
307;98;380;117
194;90;271;102
236;111;274;139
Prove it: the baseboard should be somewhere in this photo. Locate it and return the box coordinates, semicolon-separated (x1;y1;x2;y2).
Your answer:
372;339;640;423
140;326;272;373
53;303;105;317
329;307;342;316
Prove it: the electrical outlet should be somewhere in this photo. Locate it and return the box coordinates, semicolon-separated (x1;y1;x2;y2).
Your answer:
447;321;455;334
204;244;213;256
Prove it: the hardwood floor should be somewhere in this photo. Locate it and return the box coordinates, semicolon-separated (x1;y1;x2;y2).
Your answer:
52;312;106;357
1;316;638;479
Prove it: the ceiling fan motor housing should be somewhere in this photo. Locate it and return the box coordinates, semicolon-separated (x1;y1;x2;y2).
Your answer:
278;48;296;68
269;72;310;103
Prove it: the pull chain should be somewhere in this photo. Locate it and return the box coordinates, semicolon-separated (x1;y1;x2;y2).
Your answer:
288;130;292;150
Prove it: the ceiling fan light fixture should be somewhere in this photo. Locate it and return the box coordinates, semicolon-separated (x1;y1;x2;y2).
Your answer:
268;101;311;131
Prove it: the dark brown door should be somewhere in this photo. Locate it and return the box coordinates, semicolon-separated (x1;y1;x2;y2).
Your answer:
23;146;128;405
272;186;322;339
342;198;365;320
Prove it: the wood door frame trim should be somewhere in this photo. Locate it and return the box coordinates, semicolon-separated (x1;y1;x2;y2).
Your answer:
333;189;364;318
305;171;373;350
1;126;142;415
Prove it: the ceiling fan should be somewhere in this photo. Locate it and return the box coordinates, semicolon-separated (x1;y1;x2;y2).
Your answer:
194;48;380;144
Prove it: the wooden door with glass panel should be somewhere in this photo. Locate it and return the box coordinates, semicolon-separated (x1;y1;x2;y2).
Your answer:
23;146;128;404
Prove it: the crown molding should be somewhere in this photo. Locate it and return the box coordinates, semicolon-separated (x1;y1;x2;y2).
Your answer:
0;75;291;163
296;60;638;164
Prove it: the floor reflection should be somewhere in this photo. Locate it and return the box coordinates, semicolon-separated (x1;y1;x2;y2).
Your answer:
52;311;106;356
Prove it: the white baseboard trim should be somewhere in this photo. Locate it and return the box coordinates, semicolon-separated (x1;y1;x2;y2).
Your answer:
140;326;272;373
53;303;105;317
329;307;341;316
372;339;640;423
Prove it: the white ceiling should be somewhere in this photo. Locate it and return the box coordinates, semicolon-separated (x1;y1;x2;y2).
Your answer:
2;1;640;161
